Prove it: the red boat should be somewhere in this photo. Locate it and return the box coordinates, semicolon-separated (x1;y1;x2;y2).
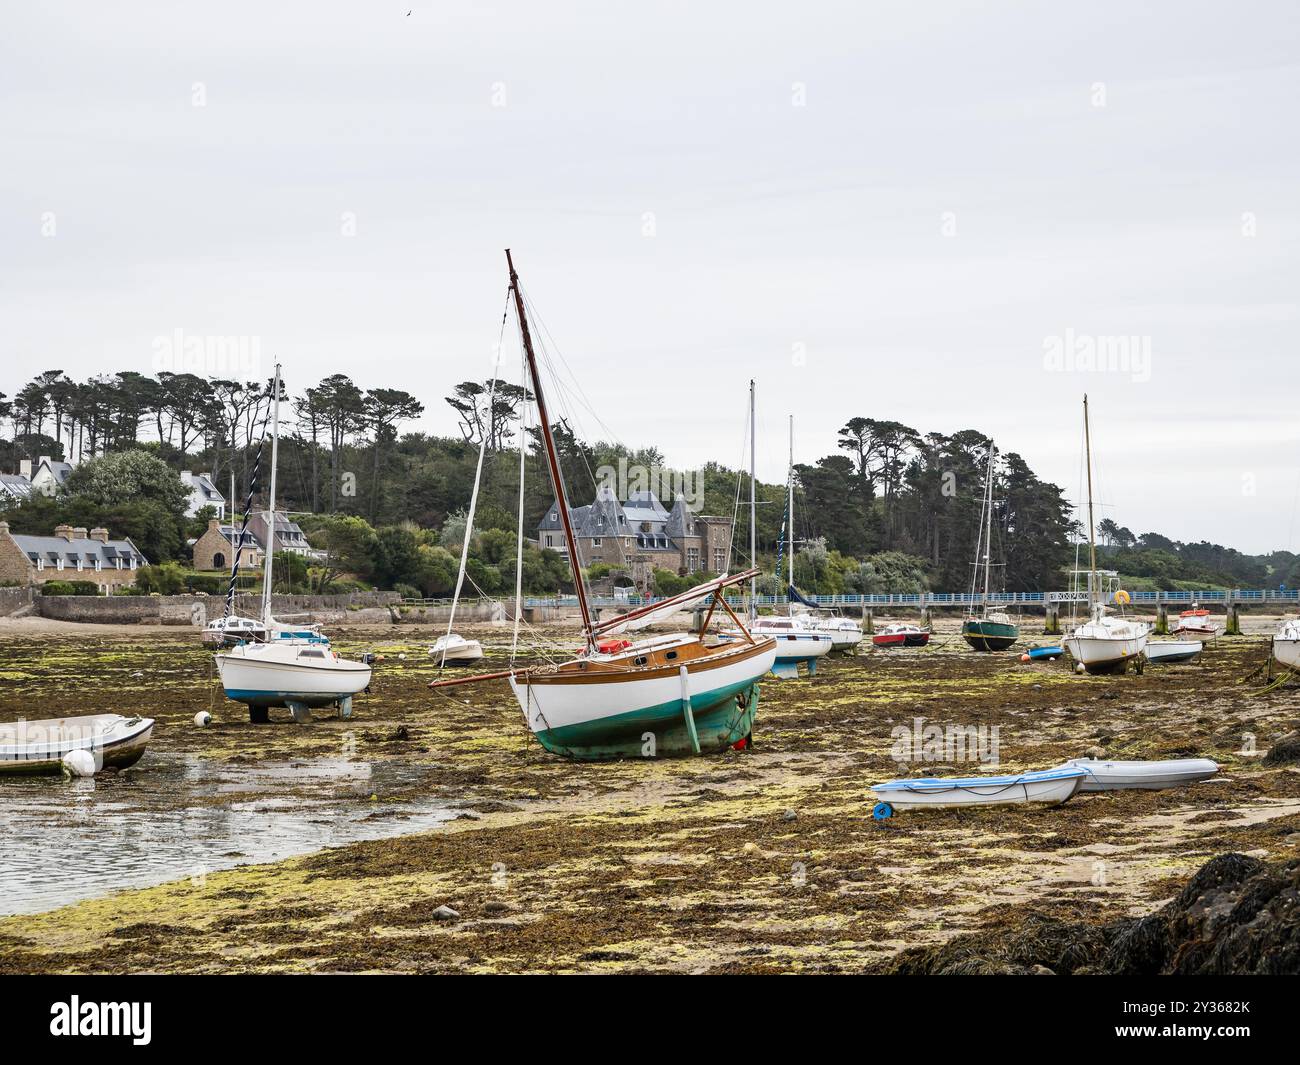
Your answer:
1171;606;1219;642
872;624;931;648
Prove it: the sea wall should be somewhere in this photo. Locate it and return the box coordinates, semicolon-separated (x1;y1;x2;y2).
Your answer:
34;591;403;627
0;586;34;617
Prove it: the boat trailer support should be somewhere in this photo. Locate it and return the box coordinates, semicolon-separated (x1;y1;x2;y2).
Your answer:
679;665;700;755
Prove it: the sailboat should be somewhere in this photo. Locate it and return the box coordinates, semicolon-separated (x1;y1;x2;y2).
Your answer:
739;414;834;677
1272;618;1300;673
961;443;1019;651
214;363;372;723
428;252;776;760
1062;396;1150;674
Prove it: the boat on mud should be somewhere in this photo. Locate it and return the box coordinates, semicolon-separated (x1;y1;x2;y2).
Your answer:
431;634;485;665
1144;639;1203;665
1272;618;1300;673
1171;605;1220;642
0;714;155;776
872;623;931;648
1058;757;1218;792
870;766;1085;816
962;442;1019;652
428;251;776;760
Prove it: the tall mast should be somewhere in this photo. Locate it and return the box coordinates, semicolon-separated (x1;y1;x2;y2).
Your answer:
749;379;757;620
506;250;594;648
787;414;794;617
260;363;282;627
1083;394;1097;610
982;443;995;608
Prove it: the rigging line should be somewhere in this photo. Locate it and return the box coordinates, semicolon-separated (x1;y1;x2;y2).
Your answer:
723;389;751;576
442;293;511;667
511;326;529;668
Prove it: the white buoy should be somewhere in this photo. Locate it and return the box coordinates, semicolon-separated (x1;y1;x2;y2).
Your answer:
194;711;212;727
398;652;407;661
1076;662;1087;674
62;750;96;777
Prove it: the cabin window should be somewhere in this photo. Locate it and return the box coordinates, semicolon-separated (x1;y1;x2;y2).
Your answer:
298;649;327;659
633;655;647;666
665;650;678;660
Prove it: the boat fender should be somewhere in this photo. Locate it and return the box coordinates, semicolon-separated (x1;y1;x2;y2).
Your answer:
61;750;96;778
193;711;212;727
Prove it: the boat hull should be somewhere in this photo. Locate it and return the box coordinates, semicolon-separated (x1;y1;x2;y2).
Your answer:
1274;637;1300;672
1060;758;1218;792
511;639;776;760
1144;640;1203;664
1063;633;1148;674
215;649;372;708
871;768;1084;811
0;715;155;776
962;618;1019;652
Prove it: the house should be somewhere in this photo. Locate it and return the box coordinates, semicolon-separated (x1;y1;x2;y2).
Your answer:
0;521;148;593
180;471;226;519
537;486;734;593
190;510;321;571
29;456;72;496
0;472;32;505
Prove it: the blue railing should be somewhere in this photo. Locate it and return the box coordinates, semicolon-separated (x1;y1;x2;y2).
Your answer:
516;589;1300;609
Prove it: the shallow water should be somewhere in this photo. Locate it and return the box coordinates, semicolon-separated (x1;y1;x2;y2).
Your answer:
0;755;457;915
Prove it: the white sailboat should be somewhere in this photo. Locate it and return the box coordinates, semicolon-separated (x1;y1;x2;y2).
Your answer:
214;363;372;723
1063;395;1150;675
429;252;776;759
1273;618;1300;672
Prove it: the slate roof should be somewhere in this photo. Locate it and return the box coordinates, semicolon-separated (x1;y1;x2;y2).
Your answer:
12;533;147;567
0;474;32;501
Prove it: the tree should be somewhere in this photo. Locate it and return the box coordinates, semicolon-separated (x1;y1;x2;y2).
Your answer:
64;450;189;511
364;388;424;519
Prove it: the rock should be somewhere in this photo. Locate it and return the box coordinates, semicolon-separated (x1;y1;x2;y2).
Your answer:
1030;964;1055;975
742;842;760;854
1263;731;1300;766
482;901;513;915
431;905;460;921
782;809;798;822
1084;745;1106;759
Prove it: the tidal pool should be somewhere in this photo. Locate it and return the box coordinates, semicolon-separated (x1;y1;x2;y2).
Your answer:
0;754;458;915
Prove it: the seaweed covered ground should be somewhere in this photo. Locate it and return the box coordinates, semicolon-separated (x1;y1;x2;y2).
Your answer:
0;617;1298;974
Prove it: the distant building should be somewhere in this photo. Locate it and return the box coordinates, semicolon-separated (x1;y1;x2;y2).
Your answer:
29;456;72;496
180;471;226;518
537;486;733;593
0;521;148;593
190;510;320;571
0;472;32;505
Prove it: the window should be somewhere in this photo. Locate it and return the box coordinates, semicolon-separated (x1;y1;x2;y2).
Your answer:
591;537;602;547
686;548;700;572
714;548;726;571
93;558;102;572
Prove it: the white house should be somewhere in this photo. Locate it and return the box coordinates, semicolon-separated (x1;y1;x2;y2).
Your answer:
29;456;72;496
180;471;226;519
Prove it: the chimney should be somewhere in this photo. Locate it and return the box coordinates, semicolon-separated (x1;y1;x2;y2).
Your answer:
55;524;74;542
181;470;192;481
18;459;31;480
72;527;88;541
89;527;110;544
208;518;221;533
0;521;9;536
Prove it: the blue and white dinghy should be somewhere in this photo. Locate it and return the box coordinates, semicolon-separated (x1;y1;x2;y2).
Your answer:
1057;757;1218;792
870;766;1085;817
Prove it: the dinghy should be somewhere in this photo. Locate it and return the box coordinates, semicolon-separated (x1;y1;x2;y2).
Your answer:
1024;644;1063;662
430;633;485;665
870;766;1085;816
1144;639;1203;665
0;714;155;776
872;623;931;648
726;615;832;678
1058;757;1218;792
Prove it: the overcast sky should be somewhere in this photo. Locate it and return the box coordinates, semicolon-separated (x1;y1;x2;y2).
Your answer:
3;2;1297;554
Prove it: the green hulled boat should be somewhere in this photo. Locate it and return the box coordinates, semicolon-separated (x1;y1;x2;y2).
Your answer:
962;614;1019;651
963;443;1019;652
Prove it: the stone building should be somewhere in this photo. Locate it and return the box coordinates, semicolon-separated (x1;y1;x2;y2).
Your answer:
190;510;320;571
536;486;734;593
0;521;148;593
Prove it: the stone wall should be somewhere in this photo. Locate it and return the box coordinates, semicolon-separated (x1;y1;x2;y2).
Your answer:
34;590;402;626
0;586;34;616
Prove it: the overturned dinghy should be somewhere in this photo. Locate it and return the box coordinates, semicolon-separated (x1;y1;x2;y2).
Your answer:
870;766;1085;817
1144;640;1203;665
1059;757;1218;792
0;714;155;776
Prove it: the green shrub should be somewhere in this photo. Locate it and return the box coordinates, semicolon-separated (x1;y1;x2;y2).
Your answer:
67;580;101;596
40;581;75;596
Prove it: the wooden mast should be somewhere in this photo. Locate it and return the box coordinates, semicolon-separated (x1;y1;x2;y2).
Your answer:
506;250;594;649
1083;394;1097;611
787;414;794;617
749;379;757;621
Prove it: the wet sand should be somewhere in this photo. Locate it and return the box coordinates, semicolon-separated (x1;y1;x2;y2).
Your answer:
0;616;1297;973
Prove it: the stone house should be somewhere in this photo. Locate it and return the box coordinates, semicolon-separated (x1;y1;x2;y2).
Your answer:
190;510;320;571
0;521;148;593
180;471;226;518
537;487;734;593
